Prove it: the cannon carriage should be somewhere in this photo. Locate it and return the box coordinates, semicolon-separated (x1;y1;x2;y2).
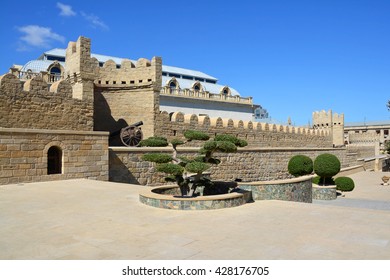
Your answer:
110;121;143;147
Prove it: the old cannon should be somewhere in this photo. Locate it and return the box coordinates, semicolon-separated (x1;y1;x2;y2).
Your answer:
110;121;143;147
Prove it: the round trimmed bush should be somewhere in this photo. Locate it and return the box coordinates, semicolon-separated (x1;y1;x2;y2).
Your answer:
335;177;355;192
288;155;313;177
314;153;341;183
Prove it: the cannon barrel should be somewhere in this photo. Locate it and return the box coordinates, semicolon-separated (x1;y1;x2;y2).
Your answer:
131;121;143;127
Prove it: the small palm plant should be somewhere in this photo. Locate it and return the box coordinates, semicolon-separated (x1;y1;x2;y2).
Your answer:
140;131;247;197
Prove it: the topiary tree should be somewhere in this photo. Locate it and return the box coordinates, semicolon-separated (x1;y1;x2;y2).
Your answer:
314;153;341;186
140;130;248;197
288;155;313;177
312;175;335;186
335;177;355;192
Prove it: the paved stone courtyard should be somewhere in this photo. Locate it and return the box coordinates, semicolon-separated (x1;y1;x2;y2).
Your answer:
0;171;389;260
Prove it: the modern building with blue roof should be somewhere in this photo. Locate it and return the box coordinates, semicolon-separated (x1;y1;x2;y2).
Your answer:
13;47;268;121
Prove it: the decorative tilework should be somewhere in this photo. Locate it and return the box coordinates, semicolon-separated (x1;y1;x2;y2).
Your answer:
239;177;313;203
312;184;337;200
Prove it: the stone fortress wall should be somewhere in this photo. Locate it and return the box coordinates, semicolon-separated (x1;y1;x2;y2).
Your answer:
109;146;366;185
0;128;108;185
0;74;93;131
93;56;162;139
155;111;333;148
0;35;379;186
0;37;109;185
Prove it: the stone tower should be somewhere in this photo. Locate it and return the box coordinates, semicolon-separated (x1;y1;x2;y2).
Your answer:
64;36;97;101
312;110;345;147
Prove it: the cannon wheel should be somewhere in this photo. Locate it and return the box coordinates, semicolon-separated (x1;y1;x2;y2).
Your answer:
120;126;143;147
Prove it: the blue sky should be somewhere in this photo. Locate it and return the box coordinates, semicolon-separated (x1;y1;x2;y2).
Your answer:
1;0;389;125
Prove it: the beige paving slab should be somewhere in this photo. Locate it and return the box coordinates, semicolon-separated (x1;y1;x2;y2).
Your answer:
0;173;389;260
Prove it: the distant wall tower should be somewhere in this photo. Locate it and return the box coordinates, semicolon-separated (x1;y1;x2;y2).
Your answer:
312;110;344;147
64;36;97;101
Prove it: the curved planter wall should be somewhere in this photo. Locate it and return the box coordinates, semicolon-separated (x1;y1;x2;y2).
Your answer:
139;186;247;210
140;176;314;210
312;184;337;200
238;176;313;203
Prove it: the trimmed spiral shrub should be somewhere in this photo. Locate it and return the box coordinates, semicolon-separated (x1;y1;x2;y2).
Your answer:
335;177;355;192
314;153;341;185
288;155;313;177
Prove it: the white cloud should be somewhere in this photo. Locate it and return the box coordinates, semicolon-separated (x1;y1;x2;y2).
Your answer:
17;25;65;50
81;12;109;30
57;2;76;17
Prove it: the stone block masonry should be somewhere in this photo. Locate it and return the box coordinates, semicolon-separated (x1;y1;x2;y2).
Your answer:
155;111;333;148
109;146;361;186
0;74;93;131
0;128;109;185
93;55;162;139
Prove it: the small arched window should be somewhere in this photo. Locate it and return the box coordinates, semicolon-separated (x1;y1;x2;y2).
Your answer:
169;80;177;89
50;67;61;75
193;82;202;92
221;86;231;95
47;146;62;175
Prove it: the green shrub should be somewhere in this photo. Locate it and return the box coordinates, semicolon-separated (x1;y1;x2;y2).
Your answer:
335;177;355;192
139;136;168;147
156;163;184;176
184;130;210;141
214;134;248;147
314;153;341;185
142;153;172;163
170;138;185;146
288;155;313;177
215;141;237;153
185;161;210;173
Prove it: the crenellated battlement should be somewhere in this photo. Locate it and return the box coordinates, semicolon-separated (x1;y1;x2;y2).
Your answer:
0;74;73;97
0;73;93;130
312;109;345;146
155;111;332;148
312;110;344;128
95;56;162;91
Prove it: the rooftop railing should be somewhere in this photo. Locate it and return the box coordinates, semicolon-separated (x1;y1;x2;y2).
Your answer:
160;87;253;104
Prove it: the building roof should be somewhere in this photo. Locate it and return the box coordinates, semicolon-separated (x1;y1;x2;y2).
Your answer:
20;48;236;96
38;48;67;60
39;49;218;81
20;60;64;72
345;120;390;127
162;65;217;81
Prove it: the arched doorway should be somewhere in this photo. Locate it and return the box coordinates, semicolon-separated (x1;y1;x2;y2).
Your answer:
47;146;62;174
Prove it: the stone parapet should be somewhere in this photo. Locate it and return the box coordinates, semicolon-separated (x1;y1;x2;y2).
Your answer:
0;74;93;131
155;111;333;148
160;87;253;105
